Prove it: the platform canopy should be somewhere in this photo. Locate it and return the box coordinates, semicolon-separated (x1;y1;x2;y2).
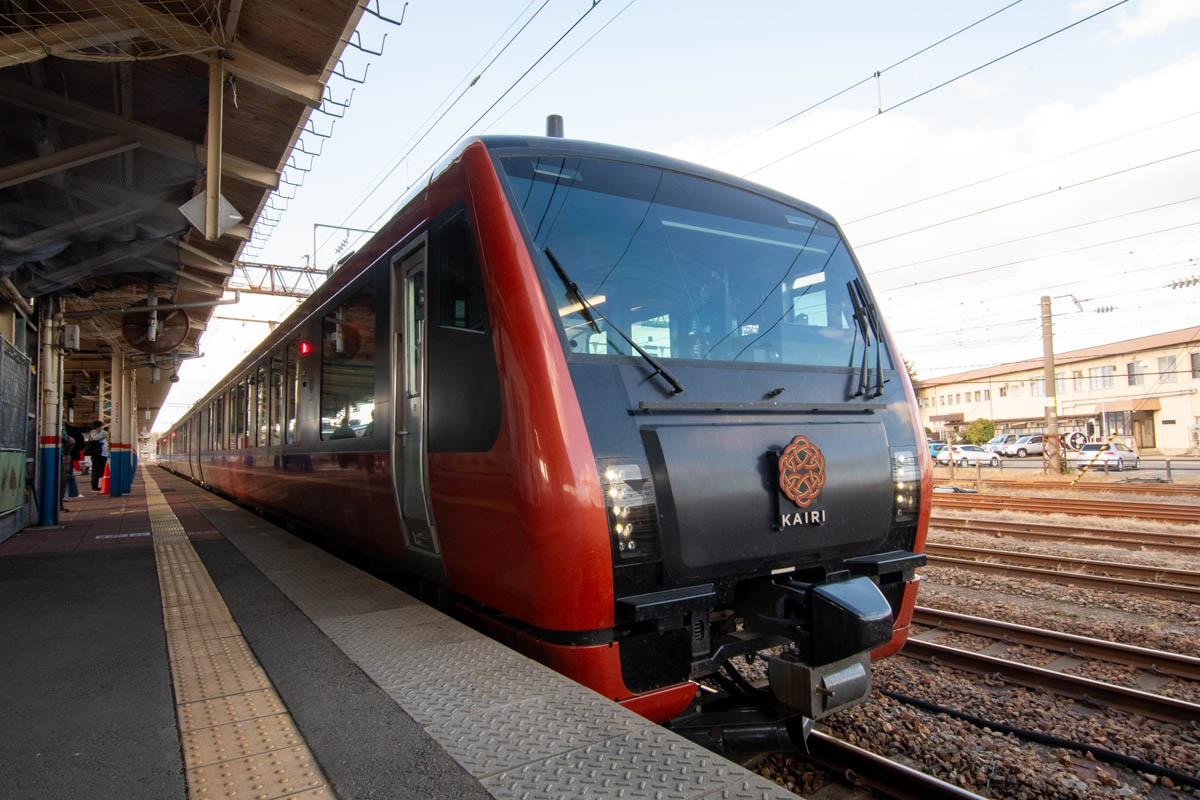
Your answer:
0;0;363;429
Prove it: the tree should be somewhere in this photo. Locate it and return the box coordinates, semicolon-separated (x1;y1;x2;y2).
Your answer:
964;418;995;445
903;357;919;386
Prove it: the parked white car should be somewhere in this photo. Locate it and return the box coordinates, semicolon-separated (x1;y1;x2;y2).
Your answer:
1003;434;1044;458
937;444;1001;467
1067;442;1140;471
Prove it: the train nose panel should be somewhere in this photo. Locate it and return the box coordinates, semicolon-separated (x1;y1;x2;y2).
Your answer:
642;421;893;581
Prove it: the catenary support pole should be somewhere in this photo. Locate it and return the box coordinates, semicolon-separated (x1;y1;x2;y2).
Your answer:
1041;295;1060;473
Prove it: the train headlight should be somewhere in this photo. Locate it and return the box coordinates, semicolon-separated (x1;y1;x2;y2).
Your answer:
597;460;658;561
891;447;920;523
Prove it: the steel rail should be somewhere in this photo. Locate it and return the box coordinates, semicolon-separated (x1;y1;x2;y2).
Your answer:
934;494;1200;524
911;606;1200;681
901;638;1200;726
924;543;1200;586
804;730;987;800
935;478;1200;496
930;515;1200;553
925;555;1200;603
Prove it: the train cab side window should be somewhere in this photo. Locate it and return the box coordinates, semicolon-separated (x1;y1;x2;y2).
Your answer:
269;350;284;446
256;365;268;446
285;339;300;444
320;286;376;440
436;210;488;332
214;393;225;450
235;379;248;447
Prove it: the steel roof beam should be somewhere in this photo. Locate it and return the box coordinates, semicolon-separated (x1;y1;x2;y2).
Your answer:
0;78;279;189
0;135;140;190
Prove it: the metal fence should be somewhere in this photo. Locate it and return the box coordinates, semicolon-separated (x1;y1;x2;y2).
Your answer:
0;337;31;451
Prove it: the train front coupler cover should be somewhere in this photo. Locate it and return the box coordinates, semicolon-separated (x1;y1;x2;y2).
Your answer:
741;569;900;719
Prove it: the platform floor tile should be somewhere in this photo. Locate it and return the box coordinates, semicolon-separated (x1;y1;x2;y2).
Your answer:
143;467;337;800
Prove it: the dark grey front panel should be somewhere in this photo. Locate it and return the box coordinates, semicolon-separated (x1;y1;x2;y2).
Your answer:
645;421;892;580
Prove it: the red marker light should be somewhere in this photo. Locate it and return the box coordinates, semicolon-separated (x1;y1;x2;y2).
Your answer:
299;341;313;355
171;432;177;437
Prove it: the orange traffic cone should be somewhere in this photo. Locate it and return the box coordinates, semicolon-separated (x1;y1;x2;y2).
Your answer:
99;462;111;494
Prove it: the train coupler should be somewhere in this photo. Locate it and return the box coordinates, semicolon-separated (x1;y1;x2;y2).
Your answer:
768;650;872;720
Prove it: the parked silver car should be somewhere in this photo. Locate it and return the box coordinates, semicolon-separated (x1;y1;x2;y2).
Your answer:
1003;434;1044;458
983;434;1018;453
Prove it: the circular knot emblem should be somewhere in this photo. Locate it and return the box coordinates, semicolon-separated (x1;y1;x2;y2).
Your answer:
778;435;826;508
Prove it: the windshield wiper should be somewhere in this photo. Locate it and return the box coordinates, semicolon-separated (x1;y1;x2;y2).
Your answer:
544;247;685;395
846;280;872;399
851;278;887;398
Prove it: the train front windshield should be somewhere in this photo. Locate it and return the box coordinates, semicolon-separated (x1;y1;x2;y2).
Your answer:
499;155;892;370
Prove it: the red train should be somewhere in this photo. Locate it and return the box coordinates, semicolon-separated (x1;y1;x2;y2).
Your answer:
160;136;930;747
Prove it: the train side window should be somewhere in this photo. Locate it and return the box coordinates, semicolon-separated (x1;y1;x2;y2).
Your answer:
269;350;284;446
285;339;300;444
235;379;248;447
320;286;376;440
436;210;488;332
256;364;268;446
214;393;225;450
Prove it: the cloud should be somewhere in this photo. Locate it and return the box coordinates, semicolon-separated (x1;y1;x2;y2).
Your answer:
1079;0;1200;41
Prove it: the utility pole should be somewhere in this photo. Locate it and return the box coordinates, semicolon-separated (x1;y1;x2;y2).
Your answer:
1041;295;1060;473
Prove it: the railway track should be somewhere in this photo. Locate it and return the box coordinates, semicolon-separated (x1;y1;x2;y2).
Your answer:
935;478;1200;496
803;731;986;800
933;493;1200;524
924;551;1200;603
925;542;1200;586
929;515;1200;553
911;606;1200;681
901;637;1200;726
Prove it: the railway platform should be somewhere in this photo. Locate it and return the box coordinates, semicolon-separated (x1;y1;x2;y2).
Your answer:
0;465;796;800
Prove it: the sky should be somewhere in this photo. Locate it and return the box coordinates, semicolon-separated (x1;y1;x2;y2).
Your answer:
152;0;1200;431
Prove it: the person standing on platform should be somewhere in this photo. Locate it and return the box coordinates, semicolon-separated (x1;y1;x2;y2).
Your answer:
60;427;75;512
87;421;108;492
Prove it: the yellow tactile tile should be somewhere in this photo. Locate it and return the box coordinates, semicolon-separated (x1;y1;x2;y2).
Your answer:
181;713;304;767
186;746;324;800
141;467;335;800
178;689;288;732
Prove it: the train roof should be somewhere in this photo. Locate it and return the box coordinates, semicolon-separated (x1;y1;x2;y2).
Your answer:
474;135;837;226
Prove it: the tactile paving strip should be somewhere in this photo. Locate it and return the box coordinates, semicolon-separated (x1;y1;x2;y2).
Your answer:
142;467;336;800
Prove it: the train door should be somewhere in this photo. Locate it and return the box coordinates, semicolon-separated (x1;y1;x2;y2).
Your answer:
390;240;441;559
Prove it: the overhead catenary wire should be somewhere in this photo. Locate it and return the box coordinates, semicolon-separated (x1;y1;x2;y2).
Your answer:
740;0;1132;178
843;109;1200;226
856;145;1200;250
869;193;1200;276
482;0;639;134
317;0;554;255
352;0;609;244
699;0;1028;166
875;219;1200;293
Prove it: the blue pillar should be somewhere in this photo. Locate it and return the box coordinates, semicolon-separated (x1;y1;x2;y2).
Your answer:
122;446;133;493
109;445;123;498
38;439;59;526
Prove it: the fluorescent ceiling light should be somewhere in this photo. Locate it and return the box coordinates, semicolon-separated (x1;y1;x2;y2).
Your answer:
558;295;606;317
661;220;826;253
792;273;825;290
